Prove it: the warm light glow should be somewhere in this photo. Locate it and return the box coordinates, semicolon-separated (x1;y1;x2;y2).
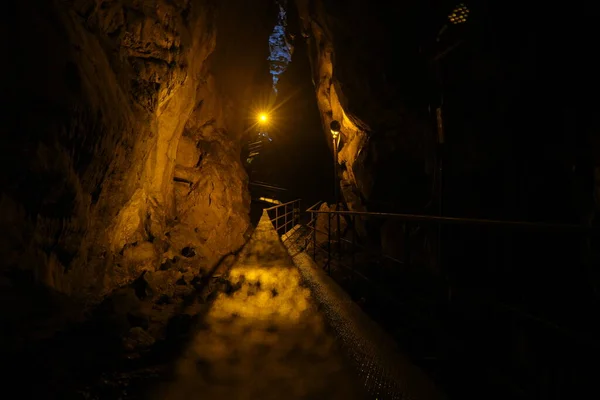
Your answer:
258;197;282;205
164;213;354;398
448;3;469;24
259;113;268;123
329;120;341;139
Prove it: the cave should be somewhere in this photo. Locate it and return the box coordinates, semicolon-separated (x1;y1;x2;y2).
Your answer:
1;1;598;399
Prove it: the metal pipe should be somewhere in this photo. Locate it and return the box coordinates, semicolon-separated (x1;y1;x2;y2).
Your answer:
264;199;300;210
333;136;338;207
337;214;341;276
312;213;317;260
284;204;288;234
352;215;356;284
250;181;288;191
333;135;342;274
404;222;410;268
327;213;331;275
270;211;295;222
306;201;323;212
306;209;592;232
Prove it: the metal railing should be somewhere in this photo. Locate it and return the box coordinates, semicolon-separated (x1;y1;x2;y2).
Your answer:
305;200;597;306
264;199;302;238
306;201;594;274
304;200;599;398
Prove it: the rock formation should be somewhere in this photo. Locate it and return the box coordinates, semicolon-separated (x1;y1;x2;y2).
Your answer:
294;0;436;215
294;0;599;224
291;5;600;397
0;0;273;300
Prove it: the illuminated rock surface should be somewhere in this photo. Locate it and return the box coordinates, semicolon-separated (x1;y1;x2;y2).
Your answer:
156;212;366;399
0;0;272;300
294;0;598;222
294;1;437;214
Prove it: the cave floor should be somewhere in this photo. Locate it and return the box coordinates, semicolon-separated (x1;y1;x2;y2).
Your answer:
152;213;366;399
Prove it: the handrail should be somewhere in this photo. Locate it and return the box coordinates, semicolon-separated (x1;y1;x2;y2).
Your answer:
264;199;300;211
297;199;599;398
306;217;404;264
264;199;302;239
250;181;288;191
306;206;592;232
271;210;295;222
304;201;597;337
306;200;323;212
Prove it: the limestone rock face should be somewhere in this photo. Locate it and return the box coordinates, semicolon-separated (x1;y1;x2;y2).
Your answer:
294;0;436;214
294;0;598;225
0;0;271;300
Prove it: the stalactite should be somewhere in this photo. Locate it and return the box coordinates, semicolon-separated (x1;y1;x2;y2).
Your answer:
268;0;293;94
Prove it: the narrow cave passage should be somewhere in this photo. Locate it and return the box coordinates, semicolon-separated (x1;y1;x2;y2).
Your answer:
245;0;334;226
153;213;368;400
1;1;598;399
265;26;335;206
0;1;371;398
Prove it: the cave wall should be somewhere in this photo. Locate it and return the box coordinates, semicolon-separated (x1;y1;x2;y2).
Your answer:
294;0;435;214
294;0;599;223
0;0;273;300
293;2;600;396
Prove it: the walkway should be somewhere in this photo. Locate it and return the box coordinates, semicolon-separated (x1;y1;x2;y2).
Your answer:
155;211;444;400
155;212;367;399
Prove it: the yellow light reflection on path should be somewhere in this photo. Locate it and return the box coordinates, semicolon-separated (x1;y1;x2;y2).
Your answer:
156;212;366;400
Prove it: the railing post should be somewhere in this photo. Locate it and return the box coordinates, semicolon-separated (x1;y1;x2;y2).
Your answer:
404;222;410;268
275;206;278;232
284;203;288;234
352;215;356;284
327;212;331;275
337;211;341;274
312;212;317;261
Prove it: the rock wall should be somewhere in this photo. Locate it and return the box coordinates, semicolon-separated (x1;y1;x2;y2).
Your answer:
294;0;598;223
292;3;600;397
0;0;272;300
294;0;435;214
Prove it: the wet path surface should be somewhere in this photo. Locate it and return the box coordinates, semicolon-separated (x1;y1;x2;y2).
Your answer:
2;214;440;399
154;213;367;399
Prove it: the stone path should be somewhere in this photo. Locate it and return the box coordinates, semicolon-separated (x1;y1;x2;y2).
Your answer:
154;212;366;399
